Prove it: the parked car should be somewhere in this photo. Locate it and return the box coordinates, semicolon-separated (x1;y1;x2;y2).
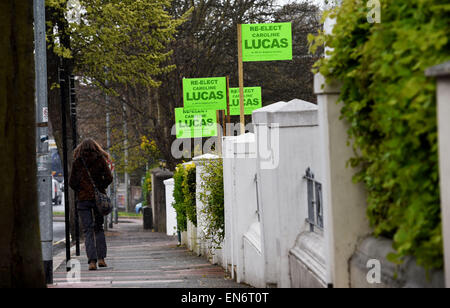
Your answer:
135;202;143;214
52;178;62;205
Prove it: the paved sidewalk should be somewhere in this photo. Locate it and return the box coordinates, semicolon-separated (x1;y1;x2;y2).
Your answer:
49;219;247;288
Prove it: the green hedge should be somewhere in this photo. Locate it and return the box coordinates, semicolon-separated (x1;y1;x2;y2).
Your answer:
198;159;225;249
142;170;152;207
183;163;197;226
172;163;197;232
173;165;187;232
310;0;450;269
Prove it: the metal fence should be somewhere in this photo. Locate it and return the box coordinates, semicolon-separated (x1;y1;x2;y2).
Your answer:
304;168;324;232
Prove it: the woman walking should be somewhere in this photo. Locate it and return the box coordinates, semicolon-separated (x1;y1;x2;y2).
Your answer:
69;139;113;271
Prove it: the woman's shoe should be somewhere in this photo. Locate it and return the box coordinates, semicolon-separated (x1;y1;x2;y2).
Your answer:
98;259;107;268
89;261;97;271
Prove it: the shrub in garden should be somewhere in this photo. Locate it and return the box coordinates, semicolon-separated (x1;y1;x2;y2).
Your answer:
183;163;197;226
142;170;152;207
173;164;187;232
172;162;197;232
198;159;225;249
309;0;450;269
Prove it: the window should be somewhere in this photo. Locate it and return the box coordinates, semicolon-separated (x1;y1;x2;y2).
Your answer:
304;168;323;232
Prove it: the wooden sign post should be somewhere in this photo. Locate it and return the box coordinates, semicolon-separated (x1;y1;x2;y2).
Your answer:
226;76;231;136
216;110;224;154
237;24;246;135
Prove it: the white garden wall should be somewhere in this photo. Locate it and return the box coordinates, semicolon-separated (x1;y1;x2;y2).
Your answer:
315;74;371;287
426;62;450;287
253;99;324;288
222;133;265;287
163;178;177;236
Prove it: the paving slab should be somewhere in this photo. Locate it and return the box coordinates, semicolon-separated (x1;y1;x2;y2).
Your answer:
49;219;247;288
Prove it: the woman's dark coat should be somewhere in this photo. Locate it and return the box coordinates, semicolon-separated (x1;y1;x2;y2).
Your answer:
69;151;113;201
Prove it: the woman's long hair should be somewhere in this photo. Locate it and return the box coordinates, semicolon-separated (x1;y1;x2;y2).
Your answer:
73;138;110;161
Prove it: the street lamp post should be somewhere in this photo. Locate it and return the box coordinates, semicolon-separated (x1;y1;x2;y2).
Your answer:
70;75;80;256
34;0;53;284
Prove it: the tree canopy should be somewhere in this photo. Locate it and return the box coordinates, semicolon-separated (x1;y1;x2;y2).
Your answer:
70;0;190;92
57;0;322;180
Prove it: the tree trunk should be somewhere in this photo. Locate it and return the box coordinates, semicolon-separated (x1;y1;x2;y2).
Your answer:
0;0;46;288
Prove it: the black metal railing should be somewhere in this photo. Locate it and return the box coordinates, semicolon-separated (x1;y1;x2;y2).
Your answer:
304;168;324;232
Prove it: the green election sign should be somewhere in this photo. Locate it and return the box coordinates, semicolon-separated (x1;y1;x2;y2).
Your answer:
228;87;262;116
241;23;292;62
175;108;218;139
183;77;227;110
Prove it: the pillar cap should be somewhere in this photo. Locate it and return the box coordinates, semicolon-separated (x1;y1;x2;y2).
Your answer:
425;61;450;78
252;99;318;127
150;167;173;177
222;133;256;156
163;178;174;185
193;153;219;162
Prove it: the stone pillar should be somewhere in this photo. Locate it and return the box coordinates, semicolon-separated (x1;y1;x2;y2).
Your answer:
187;220;199;254
426;61;450;288
252;99;322;288
222;133;259;285
315;74;371;288
151;168;173;233
193;154;219;260
163;178;177;236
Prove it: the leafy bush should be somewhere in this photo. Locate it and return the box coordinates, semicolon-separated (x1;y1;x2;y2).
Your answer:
309;0;450;269
198;159;225;249
172;162;197;231
142;170;152;207
183;163;197;226
173;164;187;232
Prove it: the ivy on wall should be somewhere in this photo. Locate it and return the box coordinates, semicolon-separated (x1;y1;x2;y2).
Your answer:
173;164;188;232
141;171;150;207
184;163;197;226
309;0;450;269
198;159;225;249
172;163;197;232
